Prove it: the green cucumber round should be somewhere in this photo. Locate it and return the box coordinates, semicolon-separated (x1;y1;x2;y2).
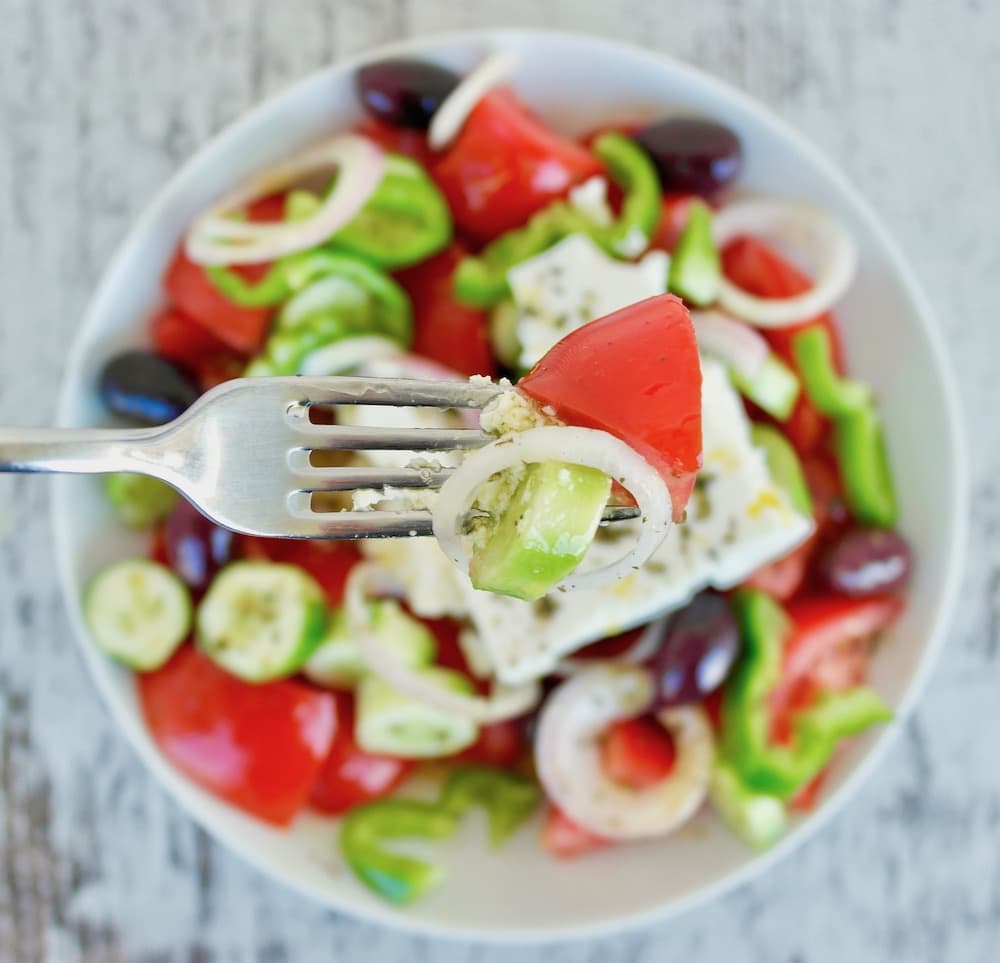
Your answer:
355;669;478;758
85;559;191;671
197;561;327;682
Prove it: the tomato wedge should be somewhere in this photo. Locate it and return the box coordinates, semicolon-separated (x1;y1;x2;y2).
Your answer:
743;537;815;601
164;251;274;355
309;691;414;816
151;308;245;390
769;595;903;732
540;806;609;860
721;238;846;455
458;719;526;769
601;717;677;790
139;646;336;826
395;244;497;377
518;294;702;520
240;537;361;607
432;89;602;242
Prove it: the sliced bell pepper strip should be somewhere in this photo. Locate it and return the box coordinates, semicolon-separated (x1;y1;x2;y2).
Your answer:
834;405;898;527
205;261;292;308
792;326;871;417
709;760;788;850
339;799;460;906
668;201;721;307
341;764;539;904
439;765;540;846
206;251;412;343
453;202;591;308
591;131;662;257
793;326;897;527
330;154;452;270
720;589;892;799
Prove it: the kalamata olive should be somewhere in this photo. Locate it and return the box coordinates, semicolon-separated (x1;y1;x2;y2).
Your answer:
99;350;199;424
163;499;234;592
652;590;741;707
356;58;461;129
820;527;912;597
632;117;742;195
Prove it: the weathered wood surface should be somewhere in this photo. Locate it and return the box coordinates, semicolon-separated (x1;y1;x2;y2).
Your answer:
1;1;998;960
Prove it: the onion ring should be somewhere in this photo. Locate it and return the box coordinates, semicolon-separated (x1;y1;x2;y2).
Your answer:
428;51;519;151
712;199;857;328
185;134;384;265
535;665;715;839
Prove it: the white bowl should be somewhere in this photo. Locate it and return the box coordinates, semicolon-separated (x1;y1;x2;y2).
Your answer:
53;29;968;943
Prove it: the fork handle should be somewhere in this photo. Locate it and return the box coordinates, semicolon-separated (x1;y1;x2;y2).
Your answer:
0;426;168;475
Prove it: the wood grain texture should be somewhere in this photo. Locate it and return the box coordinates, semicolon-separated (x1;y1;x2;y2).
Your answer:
1;1;998;960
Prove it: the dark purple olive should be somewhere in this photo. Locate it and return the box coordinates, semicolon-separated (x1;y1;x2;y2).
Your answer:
652;591;741;707
633;117;742;195
99;350;199;425
163;499;235;592
820;527;912;597
356;58;461;129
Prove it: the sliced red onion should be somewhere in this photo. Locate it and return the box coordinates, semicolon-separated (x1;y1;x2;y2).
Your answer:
690;310;770;380
712;199;858;328
534;665;714;839
299;336;401;376
428;51;518;151
347;564;540;723
432;426;672;593
185;134;385;265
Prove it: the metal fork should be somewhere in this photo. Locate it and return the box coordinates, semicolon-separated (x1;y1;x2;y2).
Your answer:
0;376;639;539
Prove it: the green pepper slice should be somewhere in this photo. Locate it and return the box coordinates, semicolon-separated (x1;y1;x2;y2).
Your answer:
440;766;541;846
793;326;896;526
668;201;721;306
339;799;461;906
721;589;892;799
591;131;662;257
330;155;452;270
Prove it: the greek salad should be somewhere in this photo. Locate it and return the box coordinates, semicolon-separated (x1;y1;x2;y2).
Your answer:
86;51;911;906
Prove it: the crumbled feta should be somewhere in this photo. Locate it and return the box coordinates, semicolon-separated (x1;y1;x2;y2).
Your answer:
568;176;614;228
613;225;652;259
479;386;559;437
507;233;669;368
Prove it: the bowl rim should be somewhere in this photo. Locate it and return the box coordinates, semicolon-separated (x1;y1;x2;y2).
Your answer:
52;27;970;944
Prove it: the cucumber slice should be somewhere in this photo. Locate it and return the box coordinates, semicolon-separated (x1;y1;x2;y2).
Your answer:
356;669;479;758
85;559;191;670
470;461;612;601
305;599;437;689
197;561;327;682
104;473;179;529
668;201;721;307
730;354;801;422
710;761;788;850
750;423;813;516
